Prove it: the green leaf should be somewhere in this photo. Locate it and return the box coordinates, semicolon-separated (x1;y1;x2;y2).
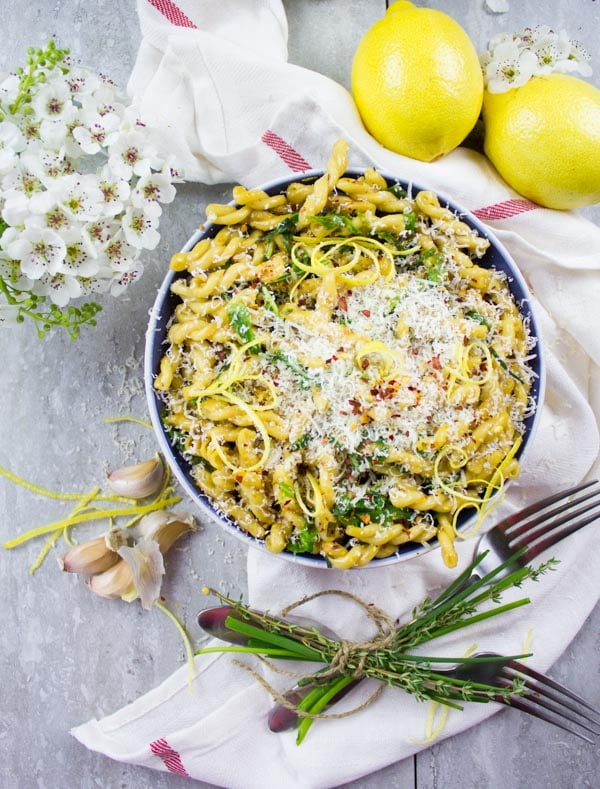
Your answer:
308;213;359;233
226;302;255;343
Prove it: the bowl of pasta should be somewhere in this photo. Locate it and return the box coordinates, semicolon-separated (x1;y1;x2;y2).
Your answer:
145;140;544;570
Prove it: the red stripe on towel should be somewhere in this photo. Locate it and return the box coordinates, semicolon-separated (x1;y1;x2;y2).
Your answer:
473;198;539;221
150;737;190;777
146;0;197;28
261;130;312;172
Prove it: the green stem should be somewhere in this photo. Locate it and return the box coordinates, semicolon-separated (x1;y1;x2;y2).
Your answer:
224;615;324;661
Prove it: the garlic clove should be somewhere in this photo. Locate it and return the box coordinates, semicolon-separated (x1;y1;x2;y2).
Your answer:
59;535;120;575
106;455;164;499
86;559;136;599
137;510;196;555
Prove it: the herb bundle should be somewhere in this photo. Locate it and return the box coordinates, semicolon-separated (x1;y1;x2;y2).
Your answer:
197;551;557;743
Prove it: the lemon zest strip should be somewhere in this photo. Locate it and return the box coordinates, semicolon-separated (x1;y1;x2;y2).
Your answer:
3;497;181;549
208;391;271;473
103;415;153;429
0;464;135;504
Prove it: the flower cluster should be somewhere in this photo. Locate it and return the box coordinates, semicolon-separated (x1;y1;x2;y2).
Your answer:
481;25;593;93
0;41;178;337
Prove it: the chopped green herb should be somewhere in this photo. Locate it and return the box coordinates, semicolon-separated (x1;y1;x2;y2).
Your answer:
404;211;417;231
333;491;412;528
465;310;490;328
419;248;446;281
290;433;311;451
278;481;295;499
490;347;525;384
261;212;299;255
286;523;318;554
269;350;313;389
260;286;279;315
226;302;254;343
387;183;407;199
308;213;360;234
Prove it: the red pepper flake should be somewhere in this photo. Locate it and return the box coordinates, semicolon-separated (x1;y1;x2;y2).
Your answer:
360;309;371;317
348;398;362;414
360;358;370;370
359;514;371;524
411;347;419;355
338;295;348;312
430;354;442;370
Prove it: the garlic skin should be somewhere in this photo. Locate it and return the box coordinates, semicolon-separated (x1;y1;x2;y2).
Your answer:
118;538;165;610
86;559;135;599
137;510;196;554
106;455;164;499
59;535;120;575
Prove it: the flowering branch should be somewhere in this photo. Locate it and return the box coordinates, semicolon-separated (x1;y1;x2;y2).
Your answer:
0;40;179;337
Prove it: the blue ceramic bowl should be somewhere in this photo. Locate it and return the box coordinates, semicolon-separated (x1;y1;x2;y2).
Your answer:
144;170;545;568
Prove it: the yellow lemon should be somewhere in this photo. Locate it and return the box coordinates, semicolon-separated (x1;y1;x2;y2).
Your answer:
483;74;600;209
351;1;483;162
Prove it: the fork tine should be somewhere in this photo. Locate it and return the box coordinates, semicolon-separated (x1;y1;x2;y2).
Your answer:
521;506;600;563
496;664;600;742
505;660;600;717
501;693;597;743
496;479;598;536
506;480;600;545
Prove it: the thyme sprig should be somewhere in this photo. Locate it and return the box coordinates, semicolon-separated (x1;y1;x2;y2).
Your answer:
197;552;558;743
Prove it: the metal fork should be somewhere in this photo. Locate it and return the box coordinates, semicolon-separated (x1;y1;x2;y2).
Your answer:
268;479;600;736
465;478;600;582
426;652;600;743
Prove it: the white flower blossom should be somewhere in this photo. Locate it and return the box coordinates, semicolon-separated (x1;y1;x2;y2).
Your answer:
0;74;20;107
110;267;143;297
100;232;138;272
107;129;161;180
72;109;121;154
482;26;593;92
131;169;176;211
121;204;161;250
52;173;107;222
0;121;26;175
484;40;538;92
37;270;82;306
64;66;102;99
1;224;66;279
0;253;35;291
58;225;100;278
96;166;130;216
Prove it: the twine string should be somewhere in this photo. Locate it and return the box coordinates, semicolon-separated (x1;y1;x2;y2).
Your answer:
232;589;398;720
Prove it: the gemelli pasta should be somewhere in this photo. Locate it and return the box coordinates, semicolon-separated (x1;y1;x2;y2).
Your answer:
154;140;536;569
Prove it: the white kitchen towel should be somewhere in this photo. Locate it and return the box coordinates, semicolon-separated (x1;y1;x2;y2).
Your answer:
72;1;600;786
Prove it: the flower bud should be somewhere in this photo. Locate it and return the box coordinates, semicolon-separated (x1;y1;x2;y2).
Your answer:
106;455;164;499
86;559;135;599
137;510;196;554
59;535;120;575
